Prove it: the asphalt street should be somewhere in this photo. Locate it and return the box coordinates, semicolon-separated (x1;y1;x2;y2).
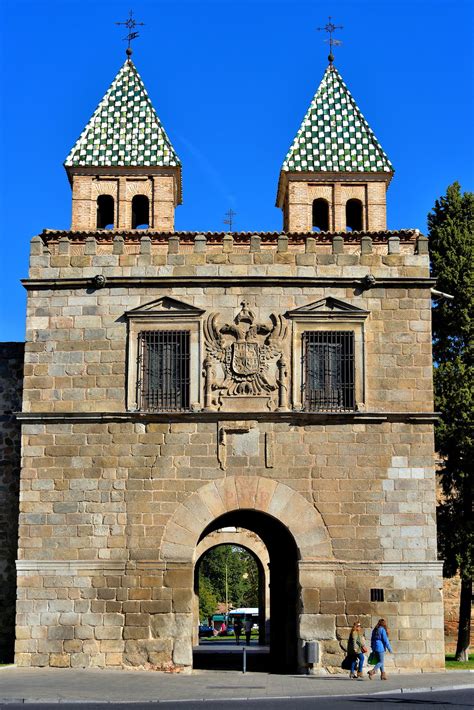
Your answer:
0;667;472;707
0;689;473;709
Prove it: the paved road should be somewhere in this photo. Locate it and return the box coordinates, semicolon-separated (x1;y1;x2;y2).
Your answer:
0;689;473;709
0;667;472;705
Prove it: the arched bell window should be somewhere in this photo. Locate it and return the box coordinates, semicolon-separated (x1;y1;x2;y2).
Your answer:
345;199;363;232
132;195;150;229
312;198;329;232
96;195;114;229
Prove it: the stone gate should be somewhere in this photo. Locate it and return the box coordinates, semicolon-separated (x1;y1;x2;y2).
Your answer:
13;51;444;672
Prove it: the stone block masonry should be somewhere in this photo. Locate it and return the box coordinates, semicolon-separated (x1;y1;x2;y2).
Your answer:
0;342;24;662
15;228;444;673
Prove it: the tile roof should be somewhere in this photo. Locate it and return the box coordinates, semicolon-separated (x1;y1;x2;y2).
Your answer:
281;65;393;174
41;228;420;242
65;59;181;168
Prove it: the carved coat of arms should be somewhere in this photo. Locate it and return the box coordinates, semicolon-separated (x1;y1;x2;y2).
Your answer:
203;302;288;406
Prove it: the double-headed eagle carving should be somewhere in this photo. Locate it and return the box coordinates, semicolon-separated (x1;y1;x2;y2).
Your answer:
203;301;287;397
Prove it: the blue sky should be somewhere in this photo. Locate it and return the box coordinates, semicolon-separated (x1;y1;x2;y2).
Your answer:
1;0;473;342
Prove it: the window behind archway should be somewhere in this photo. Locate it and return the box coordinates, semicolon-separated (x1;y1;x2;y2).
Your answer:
132;195;150;229
345;199;363;231
96;195;114;229
312;198;329;232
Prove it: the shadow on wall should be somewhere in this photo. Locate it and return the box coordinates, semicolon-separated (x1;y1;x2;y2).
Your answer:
0;342;24;662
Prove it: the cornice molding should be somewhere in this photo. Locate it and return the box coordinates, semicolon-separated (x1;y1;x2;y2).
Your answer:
16;560;167;573
16;411;438;424
39;228;420;243
298;560;443;573
17;559;443;574
22;276;437;291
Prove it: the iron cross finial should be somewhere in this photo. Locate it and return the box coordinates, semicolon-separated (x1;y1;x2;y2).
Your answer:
115;10;145;58
317;16;343;65
223;208;237;232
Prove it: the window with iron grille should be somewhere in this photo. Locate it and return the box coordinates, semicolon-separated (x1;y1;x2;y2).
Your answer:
303;331;355;411
137;330;190;411
370;588;384;602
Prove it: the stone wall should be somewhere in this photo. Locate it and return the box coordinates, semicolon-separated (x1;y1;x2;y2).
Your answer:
15;229;444;672
0;342;24;662
28;229;427;284
443;576;474;654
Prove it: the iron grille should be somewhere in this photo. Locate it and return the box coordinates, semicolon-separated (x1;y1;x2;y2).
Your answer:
371;588;384;602
137;330;190;411
303;331;355;412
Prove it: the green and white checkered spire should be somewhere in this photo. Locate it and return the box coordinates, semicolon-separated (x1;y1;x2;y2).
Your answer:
65;59;181;168
281;65;393;173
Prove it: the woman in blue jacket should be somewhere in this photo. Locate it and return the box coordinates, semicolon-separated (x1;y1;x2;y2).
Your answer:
368;619;393;680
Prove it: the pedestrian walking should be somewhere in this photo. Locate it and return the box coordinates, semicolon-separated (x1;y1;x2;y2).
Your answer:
368;619;393;680
347;621;368;679
244;617;253;645
234;618;243;645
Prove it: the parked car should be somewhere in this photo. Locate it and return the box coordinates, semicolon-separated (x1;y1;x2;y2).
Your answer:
198;624;213;638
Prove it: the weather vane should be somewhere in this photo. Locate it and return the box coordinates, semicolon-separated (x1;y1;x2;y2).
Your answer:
223;208;237;232
317;16;343;65
115;10;145;57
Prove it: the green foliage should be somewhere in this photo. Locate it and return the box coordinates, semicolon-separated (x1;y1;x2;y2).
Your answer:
435;357;473;580
198;575;218;621
428;182;474;582
445;654;474;670
199;544;259;615
428;182;473;363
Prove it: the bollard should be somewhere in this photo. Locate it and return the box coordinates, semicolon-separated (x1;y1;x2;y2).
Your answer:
242;646;247;673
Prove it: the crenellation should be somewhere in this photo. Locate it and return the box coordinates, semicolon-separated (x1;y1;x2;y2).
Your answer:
26;231;430;282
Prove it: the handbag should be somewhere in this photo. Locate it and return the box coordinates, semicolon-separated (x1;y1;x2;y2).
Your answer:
368;651;378;665
341;654;353;670
361;645;368;653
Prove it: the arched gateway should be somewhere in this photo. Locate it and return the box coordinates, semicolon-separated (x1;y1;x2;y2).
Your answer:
194;529;270;646
162;477;332;562
161;477;332;672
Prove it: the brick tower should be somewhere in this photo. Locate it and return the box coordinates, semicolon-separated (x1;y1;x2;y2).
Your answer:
64;58;181;232
277;64;393;233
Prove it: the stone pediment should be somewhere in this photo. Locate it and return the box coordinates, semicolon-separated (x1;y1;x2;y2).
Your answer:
286;297;369;320
125;296;205;319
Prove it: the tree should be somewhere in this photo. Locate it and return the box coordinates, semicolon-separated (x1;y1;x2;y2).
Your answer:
198;575;218;622
199;545;259;613
428;182;474;661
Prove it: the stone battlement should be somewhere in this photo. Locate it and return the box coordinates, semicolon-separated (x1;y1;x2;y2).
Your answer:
29;229;429;281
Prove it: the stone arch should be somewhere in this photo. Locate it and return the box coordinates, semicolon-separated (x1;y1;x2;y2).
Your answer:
96;194;115;229
312;198;329;232
345;198;364;231
161;476;333;563
131;194;150;228
195;528;269;566
126;180;152;198
91;180;118;198
193;529;270;645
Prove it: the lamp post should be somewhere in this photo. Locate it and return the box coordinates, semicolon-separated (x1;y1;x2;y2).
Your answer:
225;563;228;625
